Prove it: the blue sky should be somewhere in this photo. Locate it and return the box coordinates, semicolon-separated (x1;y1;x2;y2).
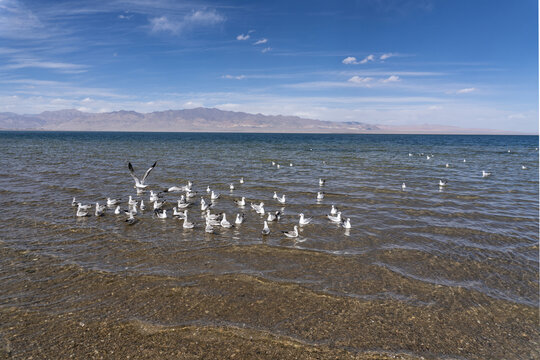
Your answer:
0;0;537;132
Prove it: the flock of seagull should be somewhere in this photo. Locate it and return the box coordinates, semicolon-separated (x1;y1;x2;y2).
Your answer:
72;161;351;238
72;149;532;237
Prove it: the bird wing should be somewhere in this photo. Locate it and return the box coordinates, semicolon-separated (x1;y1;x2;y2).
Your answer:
128;162;141;186
141;161;157;184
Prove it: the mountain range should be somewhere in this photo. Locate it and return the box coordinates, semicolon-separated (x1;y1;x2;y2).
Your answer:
0;108;521;134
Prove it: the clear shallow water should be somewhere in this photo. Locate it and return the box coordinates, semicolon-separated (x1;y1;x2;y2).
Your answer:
0;131;538;359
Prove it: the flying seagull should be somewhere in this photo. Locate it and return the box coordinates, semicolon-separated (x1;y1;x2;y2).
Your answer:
128;161;157;190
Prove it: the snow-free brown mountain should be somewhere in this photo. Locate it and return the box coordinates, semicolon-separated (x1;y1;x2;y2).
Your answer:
0;108;379;133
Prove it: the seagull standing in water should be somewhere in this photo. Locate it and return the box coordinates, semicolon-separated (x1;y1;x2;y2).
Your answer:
76;207;89;217
107;198;120;207
220;213;233;228
235;213;244;225
251;202;265;215
342;218;351;229
327;211;342;223
261;221;270;235
298;213;312;226
276;194;286;204
239;177;244;184
401;183;406;191
72;197;77;206
439;179;448;187
128;161;157;191
95;202;106;216
235;197;246;206
282;225;299;238
319;178;325;186
330;205;338;215
316;192;325;201
482;170;492;178
267;211;281;222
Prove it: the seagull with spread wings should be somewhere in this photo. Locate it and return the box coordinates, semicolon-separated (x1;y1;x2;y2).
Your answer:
128;161;157;190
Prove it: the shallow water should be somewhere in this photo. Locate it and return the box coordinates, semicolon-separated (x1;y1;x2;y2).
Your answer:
0;132;538;359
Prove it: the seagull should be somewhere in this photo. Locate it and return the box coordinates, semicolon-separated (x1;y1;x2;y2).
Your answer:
276;194;286;204
206;186;211;193
149;191;160;202
273;191;278;199
235;197;246;206
128;161;156;190
127;204;137;216
522;165;528;170
439;179;448;187
401;183;406;190
261;221;270;235
173;207;187;218
153;200;165;210
229;183;235;191
220;213;233;228
140;199;146;211
289;163;293;167
445;163;450;168
128;196;138;207
267;211;281;222
408;153;413;157
200;198;212;211
206;217;221;226
235;213;244;225
71;197;77;206
114;205;121;215
164;186;183;193
177;201;190;209
95;202;106;217
76;207;89;217
210;191;220;200
463;159;467;163
330;205;338;215
426;155;431;160
107;198;121;207
342;218;351;229
327;211;342;223
178;195;187;204
282;225;299;238
276;164;281;169
77;202;92;211
316;192;325;201
185;190;197;199
205;221;215;234
239;177;244;184
125;212;138;225
271;161;276;166
299;213;312;226
482;170;492;178
319;179;325;186
182;217;195;229
205;209;221;220
154;209;167;219
251;202;265;215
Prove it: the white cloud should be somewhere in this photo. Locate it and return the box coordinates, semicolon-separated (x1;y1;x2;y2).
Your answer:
2;59;88;72
359;54;375;64
118;14;132;20
343;55;375;65
456;87;477;94
0;0;46;39
236;33;250;40
381;75;400;83
221;74;246;80
261;47;271;53
254;38;267;45
342;56;358;65
380;53;395;60
348;76;373;85
149;9;224;35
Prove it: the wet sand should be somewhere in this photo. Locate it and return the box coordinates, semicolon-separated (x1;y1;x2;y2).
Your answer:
1;245;538;359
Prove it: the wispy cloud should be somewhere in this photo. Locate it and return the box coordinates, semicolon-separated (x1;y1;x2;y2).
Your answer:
456;87;477;94
149;9;225;35
380;53;395;60
359;54;375;64
381;75;400;83
254;38;268;45
261;47;272;53
348;76;373;85
0;0;46;39
221;74;246;80
2;59;88;73
236;33;250;40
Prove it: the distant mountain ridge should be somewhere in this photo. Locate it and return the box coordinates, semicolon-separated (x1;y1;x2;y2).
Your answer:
0;108;524;134
0;108;380;133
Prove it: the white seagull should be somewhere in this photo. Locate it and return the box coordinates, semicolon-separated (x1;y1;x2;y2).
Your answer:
282;225;299;238
210;191;220;200
95;202;106;216
205;221;215;234
154;209;167;219
267;211;281;222
182;217;195;229
235;213;244;225
239;177;244;184
261;221;270;235
114;205;121;215
327;211;342;223
273;191;278;199
149;191;160;202
522;165;528;170
72;197;77;206
401;183;406;190
316;192;325;201
235;197;246;206
128;195;137;207
206;186;211;193
229;183;235;191
445;163;450;168
319;178;325;186
107;198;120;207
342;218;351;229
439;179;448;187
153;200;165;210
482;170;492;178
330;205;338;215
298;213;312;226
276;194;286;204
128;161;156;190
140;199;146;211
251;202;265;215
76;207;89;217
220;213;233;228
125;212;137;225
200;198;212;211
